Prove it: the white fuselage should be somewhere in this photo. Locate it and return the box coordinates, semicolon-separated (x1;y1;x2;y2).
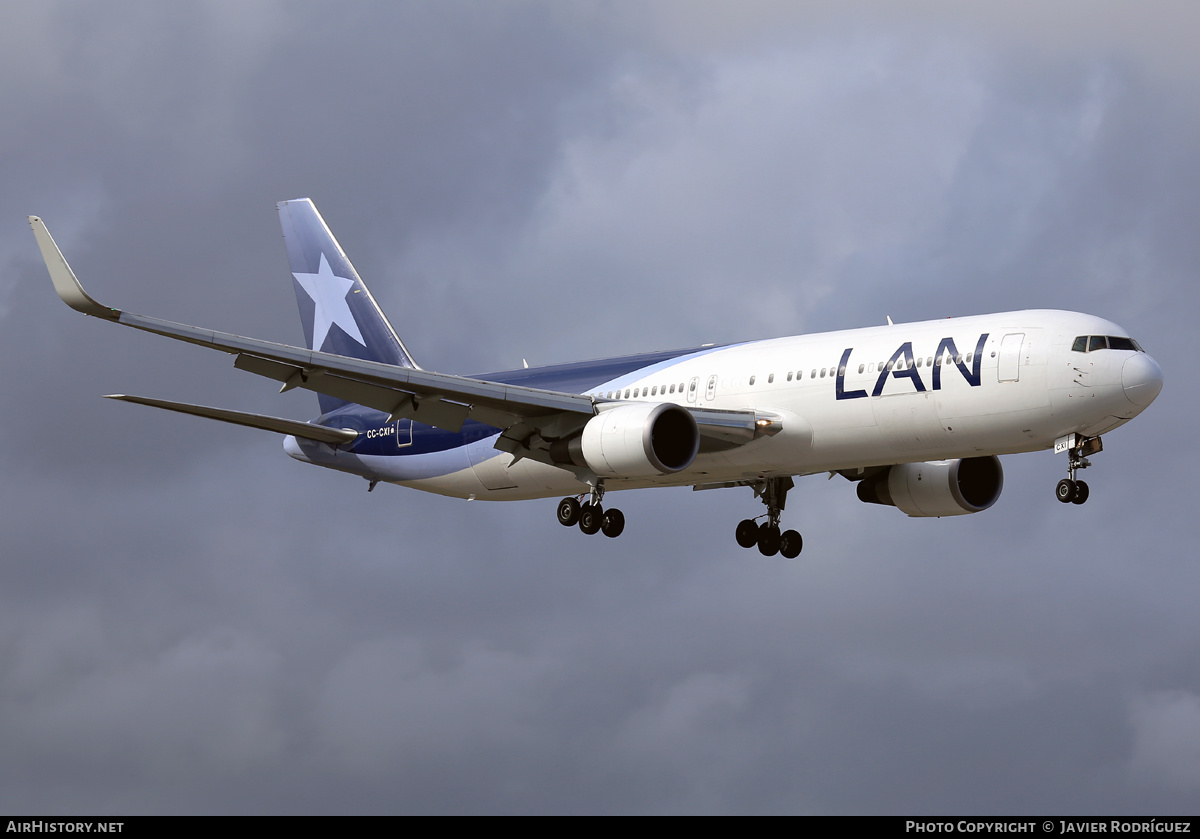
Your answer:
284;310;1160;501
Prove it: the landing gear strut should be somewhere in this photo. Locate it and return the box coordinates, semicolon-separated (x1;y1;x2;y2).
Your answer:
735;477;803;559
557;481;625;538
1055;434;1101;505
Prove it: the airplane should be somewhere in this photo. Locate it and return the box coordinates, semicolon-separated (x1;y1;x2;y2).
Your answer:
29;199;1163;559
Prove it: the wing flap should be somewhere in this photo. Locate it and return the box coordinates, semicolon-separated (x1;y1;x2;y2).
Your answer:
232;353;519;433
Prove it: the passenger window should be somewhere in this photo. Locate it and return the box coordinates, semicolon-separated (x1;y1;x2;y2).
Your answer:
787;372;793;382
768;373;774;384
838;366;846;376
624;389;630;398
916;357;923;368
858;364;864;374
749;375;756;385
965;353;973;364
811;370;816;379
669;384;676;394
820;368;826;378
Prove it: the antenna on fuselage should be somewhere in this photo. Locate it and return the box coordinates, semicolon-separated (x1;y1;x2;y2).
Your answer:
886;316;894;326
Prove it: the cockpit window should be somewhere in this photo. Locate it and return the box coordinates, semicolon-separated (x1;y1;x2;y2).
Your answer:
1072;335;1144;353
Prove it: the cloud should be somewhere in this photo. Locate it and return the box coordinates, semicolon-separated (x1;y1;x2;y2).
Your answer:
1130;691;1200;792
2;0;1196;815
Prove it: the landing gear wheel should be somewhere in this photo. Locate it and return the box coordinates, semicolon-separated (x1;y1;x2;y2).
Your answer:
557;497;581;526
1056;479;1076;504
600;508;625;538
735;519;760;549
1071;480;1089;505
757;525;781;557
779;530;803;559
579;503;602;535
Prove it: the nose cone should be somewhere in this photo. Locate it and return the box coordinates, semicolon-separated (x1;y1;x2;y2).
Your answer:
1122;353;1163;408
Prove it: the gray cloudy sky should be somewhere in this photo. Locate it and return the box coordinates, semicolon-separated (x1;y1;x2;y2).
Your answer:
1;0;1197;815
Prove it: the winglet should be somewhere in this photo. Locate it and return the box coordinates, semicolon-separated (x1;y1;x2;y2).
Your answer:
28;216;119;319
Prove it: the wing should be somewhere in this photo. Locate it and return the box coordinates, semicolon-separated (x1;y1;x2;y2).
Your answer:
30;215;776;469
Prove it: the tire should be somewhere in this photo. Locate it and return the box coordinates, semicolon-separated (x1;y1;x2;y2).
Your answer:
757;525;781;557
579;503;602;535
601;508;625;538
1056;479;1076;504
557;497;581;526
1071;480;1089;505
735;519;760;549
779;530;803;559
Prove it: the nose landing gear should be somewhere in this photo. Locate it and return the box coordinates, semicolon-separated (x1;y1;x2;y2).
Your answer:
734;477;803;559
1055;434;1101;505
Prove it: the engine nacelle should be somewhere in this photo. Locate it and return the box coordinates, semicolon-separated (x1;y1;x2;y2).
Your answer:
856;456;1003;517
552;403;700;478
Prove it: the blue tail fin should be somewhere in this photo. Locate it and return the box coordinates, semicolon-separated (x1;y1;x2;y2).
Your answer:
278;198;417;414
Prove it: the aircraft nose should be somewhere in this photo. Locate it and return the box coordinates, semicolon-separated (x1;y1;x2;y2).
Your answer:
1122;353;1163;408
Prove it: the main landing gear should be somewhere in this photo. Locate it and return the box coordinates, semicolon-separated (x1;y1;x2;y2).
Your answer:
734;477;803;559
556;482;625;538
1055;434;1102;505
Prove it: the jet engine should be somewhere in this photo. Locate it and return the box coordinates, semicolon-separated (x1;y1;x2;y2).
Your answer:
550;403;700;477
856;455;1003;517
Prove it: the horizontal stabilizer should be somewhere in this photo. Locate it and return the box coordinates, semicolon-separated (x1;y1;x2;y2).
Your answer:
105;395;358;444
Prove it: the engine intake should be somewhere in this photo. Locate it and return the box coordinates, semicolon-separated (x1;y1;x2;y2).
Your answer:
856;456;1003;517
551;403;700;477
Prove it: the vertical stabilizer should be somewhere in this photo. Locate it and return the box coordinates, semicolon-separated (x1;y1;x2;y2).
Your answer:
278;198;417;413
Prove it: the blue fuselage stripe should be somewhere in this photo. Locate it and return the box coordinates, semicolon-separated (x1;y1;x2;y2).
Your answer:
320;342;735;457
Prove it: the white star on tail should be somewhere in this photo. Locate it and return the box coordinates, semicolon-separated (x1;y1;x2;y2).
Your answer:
292;253;365;349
